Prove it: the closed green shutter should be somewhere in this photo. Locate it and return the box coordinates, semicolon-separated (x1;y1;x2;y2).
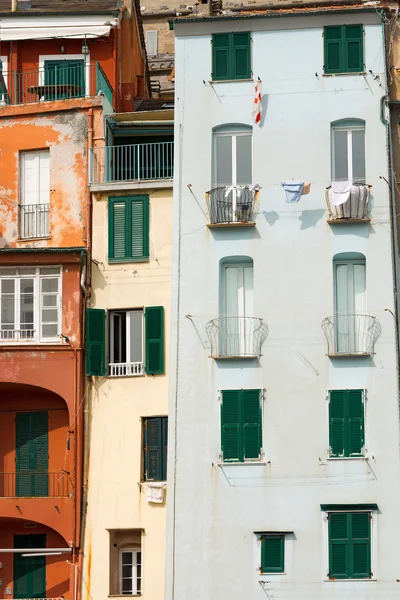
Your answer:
212;34;230;81
261;535;285;573
329;512;371;579
324;26;342;73
242;389;261;460
131;196;149;260
145;306;164;374
329;390;345;457
221;390;242;461
329;513;349;578
16;413;33;497
329;390;364;457
14;534;46;599
348;390;364;456
109;200;127;260
324;25;363;74
144;417;162;481
345;25;363;73
16;413;48;497
162;416;168;481
108;196;149;262
32;412;48;497
86;308;106;376
351;512;371;578
232;32;251;79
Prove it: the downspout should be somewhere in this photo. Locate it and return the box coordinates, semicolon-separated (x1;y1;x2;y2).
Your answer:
11;0;17;11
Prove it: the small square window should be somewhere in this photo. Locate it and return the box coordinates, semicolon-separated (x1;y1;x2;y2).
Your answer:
324;25;364;74
212;32;251;81
261;535;285;574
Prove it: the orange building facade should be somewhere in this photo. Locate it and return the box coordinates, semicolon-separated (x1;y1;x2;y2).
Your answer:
0;2;149;599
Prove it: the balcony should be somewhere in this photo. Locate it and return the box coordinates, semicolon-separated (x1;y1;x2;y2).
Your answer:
0;62;113;107
321;314;381;356
206;186;257;227
19;203;50;239
326;183;371;222
206;316;268;359
109;362;144;377
89;141;174;185
0;472;71;498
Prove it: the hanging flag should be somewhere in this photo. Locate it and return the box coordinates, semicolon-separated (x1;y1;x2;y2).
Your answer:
252;81;262;125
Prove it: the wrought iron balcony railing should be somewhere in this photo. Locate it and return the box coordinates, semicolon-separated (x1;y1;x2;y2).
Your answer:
321;314;381;356
0;62;113;107
326;183;371;221
89;142;174;184
206;316;268;359
0;471;71;498
109;362;144;377
0;328;35;341
19;203;50;239
206;186;257;225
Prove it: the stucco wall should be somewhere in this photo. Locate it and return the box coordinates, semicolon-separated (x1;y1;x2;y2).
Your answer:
167;11;400;600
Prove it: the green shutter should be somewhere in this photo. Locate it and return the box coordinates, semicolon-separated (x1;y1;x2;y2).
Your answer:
329;390;364;457
221;390;242;461
212;34;230;81
162;416;168;481
329;513;349;578
232;32;251;79
144;417;162;481
109;199;127;260
108;196;149;262
242;389;261;460
145;306;164;374
131;196;149;260
324;25;363;74
348;390;364;456
329;391;345;457
16;413;34;497
351;512;371;578
31;412;48;497
86;308;106;376
16;413;48;498
44;59;84;100
14;535;46;599
329;512;371;579
324;26;343;74
345;25;363;73
261;535;284;573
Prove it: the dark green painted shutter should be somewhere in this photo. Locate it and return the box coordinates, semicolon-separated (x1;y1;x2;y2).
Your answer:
109;199;127;260
145;306;164;374
242;389;261;460
261;535;284;573
351;512;371;578
44;59;84;100
109;196;149;262
14;535;46;599
232;32;251;79
16;413;48;497
86;308;106;376
212;34;230;80
329;391;345;457
131;196;149;260
144;417;162;481
32;412;48;497
324;26;343;74
162;416;168;481
348;390;364;456
221;390;242;461
345;25;363;73
16;413;32;497
329;390;364;457
329;513;349;578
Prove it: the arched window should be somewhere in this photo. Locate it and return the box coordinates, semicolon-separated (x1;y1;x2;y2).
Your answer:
213;124;252;188
331;119;365;183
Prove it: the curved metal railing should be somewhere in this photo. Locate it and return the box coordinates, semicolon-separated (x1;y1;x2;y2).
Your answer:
325;183;370;220
206;186;256;225
205;316;268;358
321;314;381;355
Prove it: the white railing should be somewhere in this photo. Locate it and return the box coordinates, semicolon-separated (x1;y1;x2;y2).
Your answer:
109;362;144;377
19;203;50;239
0;329;35;341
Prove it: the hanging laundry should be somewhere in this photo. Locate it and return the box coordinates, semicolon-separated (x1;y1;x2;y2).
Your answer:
146;482;166;504
252;81;262;125
329;181;352;206
302;182;311;195
280;181;304;203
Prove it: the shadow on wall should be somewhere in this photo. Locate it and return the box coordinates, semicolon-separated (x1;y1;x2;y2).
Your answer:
329;222;372;239
215;358;262;370
210;228;261;241
298;209;326;230
329;356;376;369
262;211;279;226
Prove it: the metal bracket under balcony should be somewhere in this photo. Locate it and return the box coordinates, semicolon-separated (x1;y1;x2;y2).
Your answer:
326;184;371;223
205;316;268;359
206;186;257;227
321;314;381;356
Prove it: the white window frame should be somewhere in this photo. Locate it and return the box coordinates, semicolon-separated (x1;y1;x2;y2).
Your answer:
326;388;368;460
145;30;158;56
108;309;144;377
321;509;377;581
0;266;62;344
119;548;142;595
0;55;8;104
331;121;366;183
20;149;50;205
255;532;294;582
38;54;91;96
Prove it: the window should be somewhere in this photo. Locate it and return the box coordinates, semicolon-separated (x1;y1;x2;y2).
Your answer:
0;266;61;343
20;150;50;239
213;126;252;188
334;254;366;353
16;412;48;497
0;56;8;102
261;535;285;574
119;549;141;595
108;195;149;262
85;306;164;377
324;25;364;74
328;511;371;579
329;390;365;457
43;59;85;100
212;32;251;81
220;389;262;462
145;30;158;56
143;417;168;481
331;119;365;183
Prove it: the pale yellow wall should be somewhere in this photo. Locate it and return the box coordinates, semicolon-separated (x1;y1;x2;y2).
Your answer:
82;187;173;600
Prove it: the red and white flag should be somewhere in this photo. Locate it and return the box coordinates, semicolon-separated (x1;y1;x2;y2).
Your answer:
252;81;262;125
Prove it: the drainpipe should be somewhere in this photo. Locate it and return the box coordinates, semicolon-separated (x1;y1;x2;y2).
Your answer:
11;0;17;11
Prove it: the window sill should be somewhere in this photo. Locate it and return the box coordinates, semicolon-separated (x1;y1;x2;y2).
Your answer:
207;222;256;229
325;579;376;582
210;78;253;84
326;456;366;461
211;355;259;360
219;461;266;467
91;179;172;192
323;72;366;77
108;257;149;264
0;340;62;346
260;572;286;576
108;595;142;598
327;218;370;224
327;353;371;358
16;236;51;242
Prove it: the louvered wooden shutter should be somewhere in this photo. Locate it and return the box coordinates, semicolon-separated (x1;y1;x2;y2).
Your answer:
16;413;34;497
162;416;168;481
242;389;261;460
32;412;48;497
232;32;251;80
329;512;349;578
324;26;343;74
348;390;364;456
144;417;162;481
221;390;242;461
329;390;345;457
345;25;363;73
109;198;127;260
86;308;106;376
350;512;371;578
212;34;230;81
145;306;164;374
261;535;285;573
131;196;149;261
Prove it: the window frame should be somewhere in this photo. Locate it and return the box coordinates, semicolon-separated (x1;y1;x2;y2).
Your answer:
260;534;285;574
211;32;251;82
109;309;144;370
0;266;62;345
328;389;366;459
108;195;150;263
213;126;253;189
39;53;90;95
118;548;142;595
142;416;168;482
220;388;262;463
324;25;364;75
331;120;366;183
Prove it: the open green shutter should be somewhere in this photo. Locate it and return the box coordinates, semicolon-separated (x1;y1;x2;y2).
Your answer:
109;198;127;260
144;417;162;481
86;308;106;376
350;512;371;578
145;306;164;374
232;32;251;79
14;535;46;599
261;536;284;573
162;416;168;481
131;196;149;260
329;513;349;578
16;413;34;497
31;412;48;497
345;25;363;73
242;389;261;460
348;390;364;456
221;390;242;461
329;391;345;457
212;34;230;80
324;26;343;74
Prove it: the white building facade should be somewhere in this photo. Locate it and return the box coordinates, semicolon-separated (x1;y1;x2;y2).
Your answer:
167;8;400;600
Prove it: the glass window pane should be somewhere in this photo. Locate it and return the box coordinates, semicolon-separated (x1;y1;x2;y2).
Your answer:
335;264;349;314
42;308;58;323
40;267;60;275
122;552;133;565
1;279;15;327
121;579;132;593
42;323;58;337
41;278;58;293
20;279;34;294
215;135;232;187
18;267;36;275
236;134;252;185
224;266;239;316
243;265;254;317
42;295;57;307
333;130;349;181
2;280;15;294
122;565;132;577
352;129;366;183
0;268;17;276
354;263;366;313
20;279;34;329
129;311;143;363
